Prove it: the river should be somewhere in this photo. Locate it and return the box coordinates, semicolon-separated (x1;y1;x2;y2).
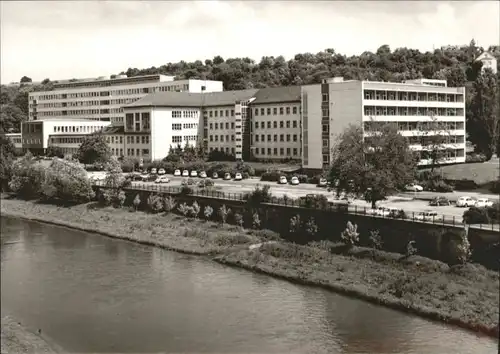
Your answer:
1;216;497;353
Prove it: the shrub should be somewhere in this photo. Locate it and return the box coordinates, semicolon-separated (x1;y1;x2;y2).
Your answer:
305;217;318;237
104;158;125;189
340;221;359;246
98;190;112;206
454;228;471;264
369;230;383;249
260;171;281;182
121;179;132;188
191;201;201;218
133;194;141;211
289;214;302;233
177;202;190;217
296;174;309;184
463;207;490;224
234;212;244;228
117;190;126;208
252;212;261;229
147;193;163;213
486;202;499;223
301;194;329;209
9;156;47;199
406;240;417;257
163;196;176;213
187;178;195;185
465;153;487;163
218;204;230;224
244;185;272;205
204;179;215;187
235;162;255;176
452;179;478;191
431;180;454;192
40;159;95;204
203;205;214;220
242;172;250;179
489;180;500;194
180;186;194;195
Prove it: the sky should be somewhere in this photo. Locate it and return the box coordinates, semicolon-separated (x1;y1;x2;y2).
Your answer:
1;0;499;84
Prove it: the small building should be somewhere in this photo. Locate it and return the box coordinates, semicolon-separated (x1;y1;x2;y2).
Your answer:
475;52;498;74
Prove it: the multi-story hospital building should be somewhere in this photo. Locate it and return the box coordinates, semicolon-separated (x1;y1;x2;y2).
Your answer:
21;75;466;170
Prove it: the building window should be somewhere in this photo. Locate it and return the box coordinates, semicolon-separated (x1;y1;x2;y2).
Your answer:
273;107;277;115
142;112;150;130
231;110;234;116
280;121;284;128
286;107;290;115
273;134;278;142
210;135;213;141
260;108;265;115
293;107;297;114
323;139;328;147
322;93;329;102
293;148;298;156
280;134;284;142
214;111;218;117
286;134;290;142
293;121;297;128
255;108;259;116
209;111;213;117
267;108;271;115
255;135;259;142
172;136;182;143
125;113;134;130
293;134;297;142
273;121;277;128
267;134;271;141
142;149;149;155
279;107;284;115
255;122;259;129
225;122;229;129
231;123;234;129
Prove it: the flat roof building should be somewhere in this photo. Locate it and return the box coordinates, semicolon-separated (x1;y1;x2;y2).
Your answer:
28;74;224;126
30;76;465;169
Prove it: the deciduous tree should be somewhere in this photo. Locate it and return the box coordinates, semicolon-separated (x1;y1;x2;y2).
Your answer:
77;133;111;165
328;123;417;208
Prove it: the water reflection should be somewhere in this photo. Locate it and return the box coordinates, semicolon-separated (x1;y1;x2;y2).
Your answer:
1;216;497;353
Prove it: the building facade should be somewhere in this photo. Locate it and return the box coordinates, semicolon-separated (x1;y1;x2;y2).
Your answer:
21;119;110;155
475;52;498;74
302;77;466;170
28;75;223;126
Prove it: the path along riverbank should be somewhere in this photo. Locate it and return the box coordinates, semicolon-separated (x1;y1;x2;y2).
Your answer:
1;197;498;340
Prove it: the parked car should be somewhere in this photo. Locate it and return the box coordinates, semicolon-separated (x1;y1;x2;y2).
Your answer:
234;173;243;181
475;198;494;208
456;196;476;207
158;168;166;175
405;183;423;192
376;207;392;217
318;178;328;187
415;210;439;221
290;176;300;185
182;170;189;177
155;176;170;184
199;171;207;178
223;172;231;180
212;172;219;179
174;169;181;177
150;168;157;174
279;176;288;184
429;196;451;206
190;170;198;177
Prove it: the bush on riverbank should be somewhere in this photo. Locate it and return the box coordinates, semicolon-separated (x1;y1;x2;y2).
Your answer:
9;154;94;203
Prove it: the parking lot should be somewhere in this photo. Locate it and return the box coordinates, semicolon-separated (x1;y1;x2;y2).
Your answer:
121;174;499;224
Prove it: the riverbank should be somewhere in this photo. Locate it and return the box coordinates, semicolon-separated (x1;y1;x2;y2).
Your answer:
1;317;57;353
1;197;499;339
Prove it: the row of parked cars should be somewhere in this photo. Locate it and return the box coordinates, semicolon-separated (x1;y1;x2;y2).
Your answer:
428;196;495;208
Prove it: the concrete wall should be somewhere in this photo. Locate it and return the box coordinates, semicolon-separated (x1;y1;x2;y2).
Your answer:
301;85;322;169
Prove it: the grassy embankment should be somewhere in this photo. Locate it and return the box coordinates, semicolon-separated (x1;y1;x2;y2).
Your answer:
1;196;498;339
1;316;57;353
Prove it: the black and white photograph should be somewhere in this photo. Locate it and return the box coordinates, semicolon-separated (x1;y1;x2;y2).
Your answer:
1;1;499;353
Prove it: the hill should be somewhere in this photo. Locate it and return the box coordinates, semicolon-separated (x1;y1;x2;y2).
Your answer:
1;40;499;156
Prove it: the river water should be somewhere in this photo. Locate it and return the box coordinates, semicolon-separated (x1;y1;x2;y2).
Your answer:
1;216;497;353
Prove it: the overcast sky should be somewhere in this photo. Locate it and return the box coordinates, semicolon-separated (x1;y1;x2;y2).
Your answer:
1;1;499;84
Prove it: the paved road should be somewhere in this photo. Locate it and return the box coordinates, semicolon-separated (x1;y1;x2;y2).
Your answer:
129;176;500;224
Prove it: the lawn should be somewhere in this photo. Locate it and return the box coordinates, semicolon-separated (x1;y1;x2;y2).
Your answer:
425;161;499;185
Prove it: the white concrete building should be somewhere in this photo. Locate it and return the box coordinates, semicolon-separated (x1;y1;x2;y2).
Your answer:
21;119;110;155
28;74;223;126
475;52;498;74
301;77;466;170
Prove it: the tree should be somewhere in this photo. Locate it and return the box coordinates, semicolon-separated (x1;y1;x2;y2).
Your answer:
20;76;32;83
329;123;417;209
468;68;500;159
77;133;111;165
0;135;16;190
417;115;454;170
46;146;65;158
